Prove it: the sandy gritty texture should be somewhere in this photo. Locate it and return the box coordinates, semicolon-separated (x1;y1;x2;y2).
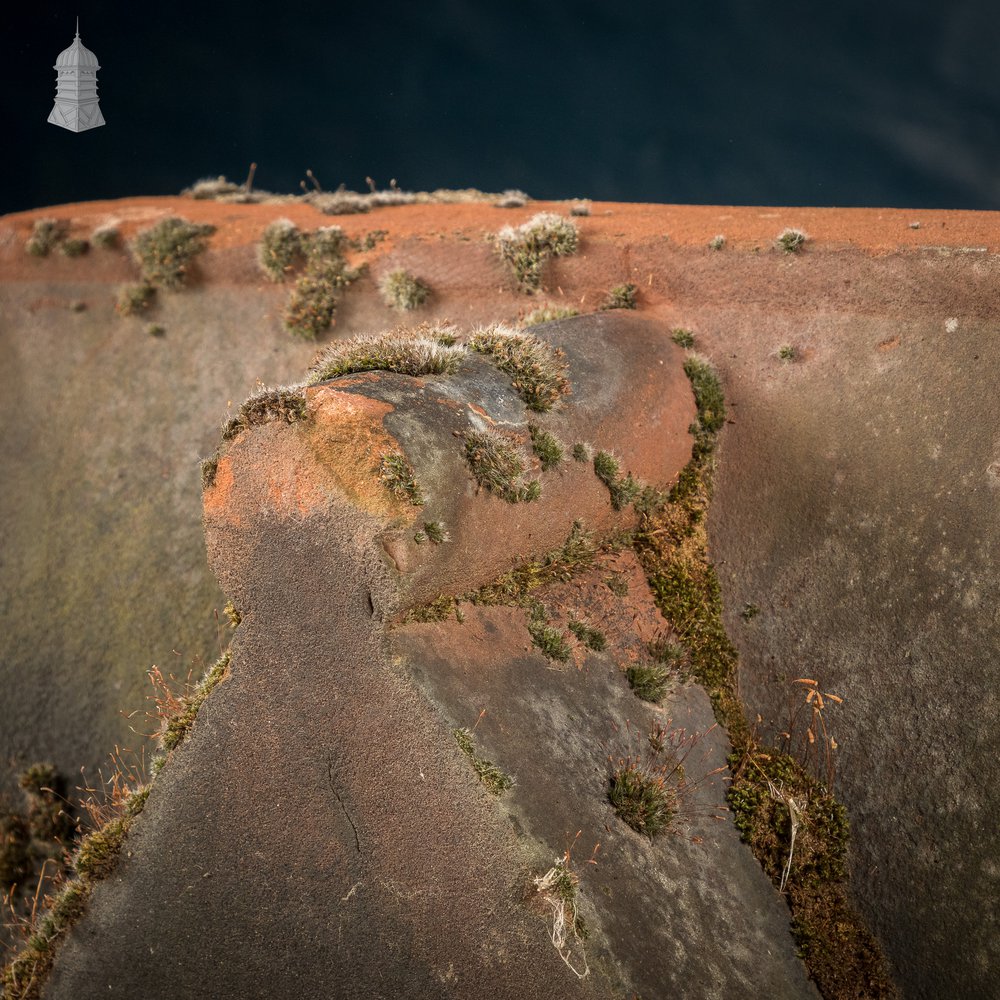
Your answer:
2;194;998;996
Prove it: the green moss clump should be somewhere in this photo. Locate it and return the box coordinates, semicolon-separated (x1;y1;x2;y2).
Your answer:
464;429;540;503
453;728;514;795
600;283;638;310
469;325;570;412
200;455;219;490
91;224;120;249
528;424;564;470
777;228;808;253
568;619;606;652
283;226;364;340
526;603;571;662
592;450;644;511
1;880;92;999
130;217;215;289
424;521;448;544
608;761;675;837
307;327;465;383
60;238;89;258
378;453;425;506
493;212;579;292
522;305;579;327
257;218;304;281
671;328;695;349
159;651;231;755
222;386;308;441
379;268;431;310
625;663;672;702
25;219;66;257
115;282;156;317
74;817;127;880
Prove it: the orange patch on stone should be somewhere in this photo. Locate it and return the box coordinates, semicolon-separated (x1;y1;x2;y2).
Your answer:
877;335;901;352
305;385;417;519
202;455;239;524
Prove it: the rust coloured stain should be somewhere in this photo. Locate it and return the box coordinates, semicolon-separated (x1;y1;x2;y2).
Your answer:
202;456;239;525
305;385;416;518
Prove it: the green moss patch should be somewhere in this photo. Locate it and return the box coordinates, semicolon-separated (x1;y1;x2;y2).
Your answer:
453;728;514;795
130;217;215;289
379;268;431;310
222;386;308;441
492;212;579;292
307;328;465;383
378;453;425;506
469;325;570;412
528;424;564;470
464;429;540;503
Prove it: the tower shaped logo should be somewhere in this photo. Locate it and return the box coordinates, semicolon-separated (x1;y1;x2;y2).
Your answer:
48;18;106;132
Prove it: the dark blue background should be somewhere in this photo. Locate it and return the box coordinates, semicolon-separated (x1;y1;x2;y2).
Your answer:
2;1;998;214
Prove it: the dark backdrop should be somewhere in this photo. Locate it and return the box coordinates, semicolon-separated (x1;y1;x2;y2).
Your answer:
2;0;998;215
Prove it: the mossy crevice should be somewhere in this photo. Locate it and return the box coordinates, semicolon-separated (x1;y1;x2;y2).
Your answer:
2;648;231;998
632;354;897;999
453;728;514;795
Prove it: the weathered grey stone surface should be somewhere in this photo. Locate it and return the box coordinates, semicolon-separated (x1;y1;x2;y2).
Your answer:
667;250;1000;1000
